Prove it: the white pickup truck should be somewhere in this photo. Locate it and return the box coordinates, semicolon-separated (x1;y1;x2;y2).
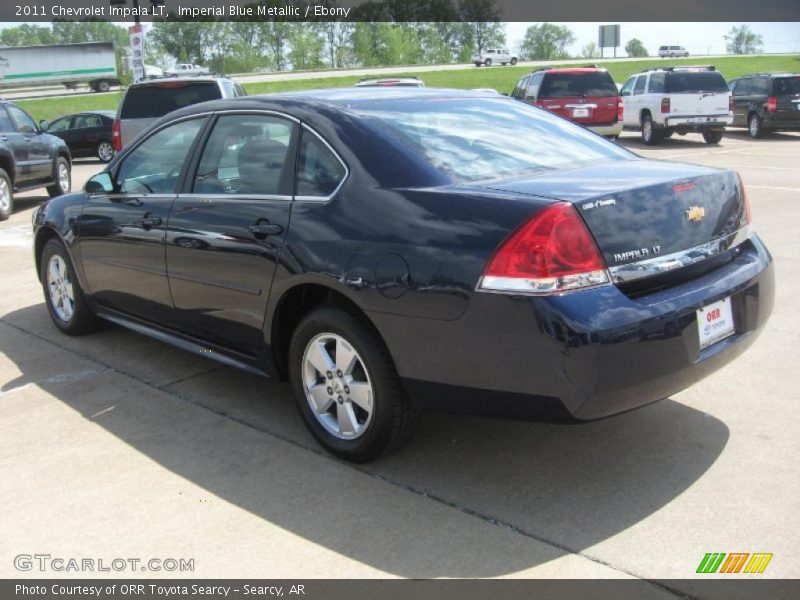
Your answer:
166;63;210;76
471;49;518;67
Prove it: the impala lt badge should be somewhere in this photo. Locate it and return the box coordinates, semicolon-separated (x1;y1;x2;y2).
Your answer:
686;206;706;222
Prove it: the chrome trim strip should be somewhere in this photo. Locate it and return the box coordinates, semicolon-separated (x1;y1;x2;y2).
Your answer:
177;193;293;202
608;228;750;283
97;311;268;377
293;123;349;203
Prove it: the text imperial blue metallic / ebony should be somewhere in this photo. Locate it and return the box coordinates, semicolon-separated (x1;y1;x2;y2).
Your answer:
32;88;774;461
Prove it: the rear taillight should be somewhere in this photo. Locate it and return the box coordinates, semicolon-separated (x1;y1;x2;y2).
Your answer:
766;96;777;113
660;97;670;113
728;95;734;112
479;203;609;295
737;173;752;225
617;97;624;121
112;118;121;152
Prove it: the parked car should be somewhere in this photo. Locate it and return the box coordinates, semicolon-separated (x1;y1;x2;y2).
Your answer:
0;100;72;220
511;66;623;137
355;77;425;87
113;75;246;150
620;66;732;145
166;63;210;76
32;89;773;461
472;48;518;67
43;111;116;163
659;45;690;58
728;72;800;138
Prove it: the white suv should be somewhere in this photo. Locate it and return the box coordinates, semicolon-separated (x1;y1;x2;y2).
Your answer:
658;45;690;58
472;48;518;67
620;66;733;145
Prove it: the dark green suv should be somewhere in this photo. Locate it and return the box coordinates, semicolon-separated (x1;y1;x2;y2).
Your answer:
728;72;800;138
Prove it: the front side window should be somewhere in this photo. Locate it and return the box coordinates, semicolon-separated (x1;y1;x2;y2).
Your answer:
354;97;634;183
733;78;752;96
0;108;14;132
6;105;37;133
116;118;206;194
620;77;636;97
193;114;295;196
633;76;647;95
47;117;73;132
296;130;346;198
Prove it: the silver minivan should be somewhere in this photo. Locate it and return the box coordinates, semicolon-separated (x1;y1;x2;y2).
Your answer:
658;45;690;58
113;76;245;150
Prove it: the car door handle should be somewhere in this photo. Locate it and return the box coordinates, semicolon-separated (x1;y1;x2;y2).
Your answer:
139;214;162;229
0;135;7;142
249;222;283;237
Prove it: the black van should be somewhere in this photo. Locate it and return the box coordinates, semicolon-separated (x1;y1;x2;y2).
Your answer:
728;72;800;137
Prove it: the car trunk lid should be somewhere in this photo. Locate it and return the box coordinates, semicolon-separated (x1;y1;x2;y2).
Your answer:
478;159;747;271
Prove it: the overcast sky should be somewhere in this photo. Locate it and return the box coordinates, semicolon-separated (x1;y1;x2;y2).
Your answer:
505;22;800;56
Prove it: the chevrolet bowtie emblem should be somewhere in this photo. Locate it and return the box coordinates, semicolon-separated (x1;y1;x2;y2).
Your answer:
686;206;706;222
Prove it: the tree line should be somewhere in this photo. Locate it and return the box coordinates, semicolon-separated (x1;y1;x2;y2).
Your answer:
0;17;765;76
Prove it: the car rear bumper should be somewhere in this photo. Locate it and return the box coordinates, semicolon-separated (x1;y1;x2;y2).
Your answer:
377;233;773;420
587;122;623;136
666;115;733;130
763;113;800;129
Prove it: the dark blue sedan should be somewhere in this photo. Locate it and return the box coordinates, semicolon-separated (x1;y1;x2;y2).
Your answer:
32;88;774;461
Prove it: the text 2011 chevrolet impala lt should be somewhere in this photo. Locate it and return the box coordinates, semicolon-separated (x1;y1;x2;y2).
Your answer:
32;89;774;462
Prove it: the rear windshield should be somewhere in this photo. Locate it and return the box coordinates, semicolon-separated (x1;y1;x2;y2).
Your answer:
774;77;800;95
352;98;633;183
120;82;221;119
539;72;618;98
667;72;728;93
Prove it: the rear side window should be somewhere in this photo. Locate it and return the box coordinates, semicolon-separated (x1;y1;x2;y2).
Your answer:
296;130;346;198
774;77;800;95
193;114;295;196
120;83;222;119
539;72;618;98
648;73;666;93
667;72;728;93
750;78;770;95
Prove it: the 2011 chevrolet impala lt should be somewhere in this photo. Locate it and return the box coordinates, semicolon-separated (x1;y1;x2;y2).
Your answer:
32;89;774;462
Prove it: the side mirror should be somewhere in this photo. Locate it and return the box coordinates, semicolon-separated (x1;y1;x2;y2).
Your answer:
39;119;50;131
85;172;115;194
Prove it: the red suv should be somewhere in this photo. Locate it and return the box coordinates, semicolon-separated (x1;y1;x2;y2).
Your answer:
511;66;623;137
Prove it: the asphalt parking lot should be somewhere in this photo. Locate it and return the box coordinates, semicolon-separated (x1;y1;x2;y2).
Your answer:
1;130;798;590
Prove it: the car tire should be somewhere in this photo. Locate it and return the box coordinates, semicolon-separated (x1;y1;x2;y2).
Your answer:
40;237;101;335
484;58;492;67
0;168;13;221
703;130;724;144
46;157;71;198
748;113;763;139
288;304;419;463
510;57;518;65
641;115;661;146
474;62;481;67
96;141;115;163
97;80;111;92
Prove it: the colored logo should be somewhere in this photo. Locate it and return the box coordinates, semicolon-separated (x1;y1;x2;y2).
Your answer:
696;552;773;574
686;206;706;222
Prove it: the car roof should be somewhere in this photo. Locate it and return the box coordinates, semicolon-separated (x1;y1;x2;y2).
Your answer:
129;75;230;87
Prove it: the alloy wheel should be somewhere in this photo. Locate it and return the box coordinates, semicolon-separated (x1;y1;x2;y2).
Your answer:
58;162;70;193
47;255;75;323
0;178;9;213
97;142;114;162
302;333;374;440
